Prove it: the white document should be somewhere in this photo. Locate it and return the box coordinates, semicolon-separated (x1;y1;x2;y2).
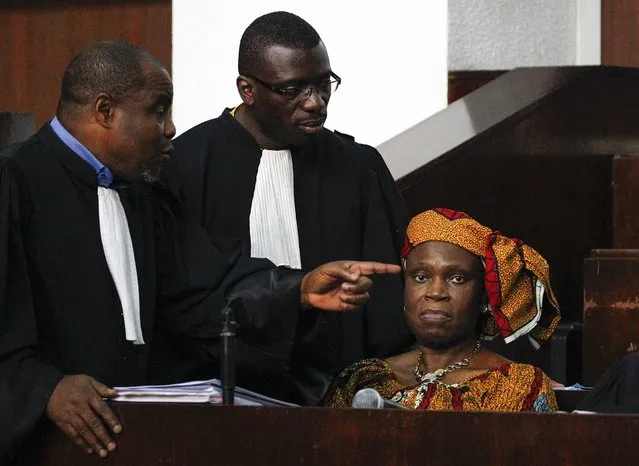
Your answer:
113;379;298;407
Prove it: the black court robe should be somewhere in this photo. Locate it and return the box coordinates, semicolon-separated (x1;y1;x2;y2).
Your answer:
0;124;306;455
163;109;414;405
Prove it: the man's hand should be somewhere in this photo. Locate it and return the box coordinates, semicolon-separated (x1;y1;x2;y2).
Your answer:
301;261;401;311
46;374;121;457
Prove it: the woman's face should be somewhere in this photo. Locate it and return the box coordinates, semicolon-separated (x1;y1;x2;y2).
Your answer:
404;241;484;349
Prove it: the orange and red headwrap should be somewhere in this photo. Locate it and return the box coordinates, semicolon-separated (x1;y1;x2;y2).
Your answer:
401;208;560;344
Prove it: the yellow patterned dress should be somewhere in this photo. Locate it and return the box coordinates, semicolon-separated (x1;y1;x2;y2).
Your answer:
323;359;557;412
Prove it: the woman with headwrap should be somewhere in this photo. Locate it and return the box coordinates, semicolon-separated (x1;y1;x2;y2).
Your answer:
323;208;561;412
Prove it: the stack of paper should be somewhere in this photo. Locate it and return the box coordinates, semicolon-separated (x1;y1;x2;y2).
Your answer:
114;380;221;404
113;379;297;407
553;383;592;391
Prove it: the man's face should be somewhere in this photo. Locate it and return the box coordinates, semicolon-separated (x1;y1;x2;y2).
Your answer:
109;63;176;182
248;42;332;148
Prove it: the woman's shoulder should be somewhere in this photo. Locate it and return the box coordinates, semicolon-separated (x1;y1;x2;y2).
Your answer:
471;350;549;382
499;362;551;379
473;361;549;383
335;358;394;386
470;362;557;412
322;358;399;408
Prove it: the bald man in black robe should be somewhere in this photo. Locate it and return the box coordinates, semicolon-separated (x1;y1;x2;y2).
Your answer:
0;40;399;459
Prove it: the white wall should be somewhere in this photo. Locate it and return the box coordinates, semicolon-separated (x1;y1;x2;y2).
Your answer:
449;0;600;70
172;1;448;146
379;0;602;180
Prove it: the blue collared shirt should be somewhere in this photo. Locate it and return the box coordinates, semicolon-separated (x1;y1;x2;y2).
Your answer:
50;116;114;188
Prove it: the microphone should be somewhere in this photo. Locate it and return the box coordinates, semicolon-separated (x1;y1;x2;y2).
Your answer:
220;305;236;406
351;388;408;409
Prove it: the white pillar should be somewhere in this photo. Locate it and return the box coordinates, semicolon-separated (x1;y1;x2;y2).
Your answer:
449;0;601;70
576;0;601;65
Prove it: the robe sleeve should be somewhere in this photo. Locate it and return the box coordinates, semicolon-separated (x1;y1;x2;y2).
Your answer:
363;146;408;255
0;158;65;456
151;187;303;397
359;147;414;357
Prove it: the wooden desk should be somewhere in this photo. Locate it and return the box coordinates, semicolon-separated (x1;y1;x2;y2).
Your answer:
584;249;639;385
8;402;637;466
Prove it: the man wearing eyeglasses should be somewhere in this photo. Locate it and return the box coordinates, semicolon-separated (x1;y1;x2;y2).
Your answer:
162;11;413;405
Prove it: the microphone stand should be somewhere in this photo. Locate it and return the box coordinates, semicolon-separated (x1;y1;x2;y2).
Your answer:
221;305;236;406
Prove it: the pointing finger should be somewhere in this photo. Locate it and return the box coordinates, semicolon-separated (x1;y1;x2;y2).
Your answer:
347;262;401;276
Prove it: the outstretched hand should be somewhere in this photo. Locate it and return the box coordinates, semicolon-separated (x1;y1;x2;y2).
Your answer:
301;260;401;311
46;374;121;457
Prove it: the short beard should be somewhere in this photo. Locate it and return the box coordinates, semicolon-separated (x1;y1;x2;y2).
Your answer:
140;167;161;184
139;154;169;184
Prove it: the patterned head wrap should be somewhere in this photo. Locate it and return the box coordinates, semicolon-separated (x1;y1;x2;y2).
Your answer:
401;208;560;344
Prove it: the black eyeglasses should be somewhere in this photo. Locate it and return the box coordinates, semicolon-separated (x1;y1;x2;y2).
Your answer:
248;72;341;101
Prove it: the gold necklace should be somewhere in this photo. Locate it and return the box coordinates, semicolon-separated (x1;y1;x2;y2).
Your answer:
414;338;482;384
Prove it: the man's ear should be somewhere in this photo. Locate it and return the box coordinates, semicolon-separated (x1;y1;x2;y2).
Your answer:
236;76;255;106
93;93;116;127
